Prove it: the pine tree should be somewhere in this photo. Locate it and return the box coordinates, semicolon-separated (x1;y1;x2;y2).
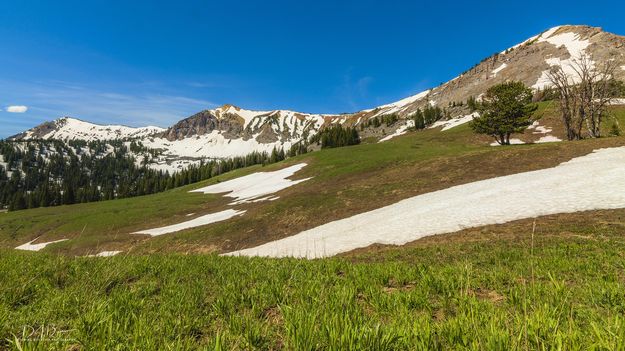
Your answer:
412;109;426;130
470;81;536;145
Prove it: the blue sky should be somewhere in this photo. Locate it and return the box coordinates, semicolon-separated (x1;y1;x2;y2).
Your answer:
1;0;624;138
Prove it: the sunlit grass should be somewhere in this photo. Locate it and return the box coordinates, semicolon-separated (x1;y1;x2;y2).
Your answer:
2;219;625;349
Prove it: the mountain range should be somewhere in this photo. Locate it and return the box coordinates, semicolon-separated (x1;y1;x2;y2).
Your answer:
9;25;625;173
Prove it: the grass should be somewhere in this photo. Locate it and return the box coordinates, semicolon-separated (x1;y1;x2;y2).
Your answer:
2;104;625;256
2;212;625;349
2;104;625;349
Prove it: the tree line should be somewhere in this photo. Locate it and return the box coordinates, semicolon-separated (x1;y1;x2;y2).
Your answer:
411;105;445;130
0;139;303;211
310;124;360;148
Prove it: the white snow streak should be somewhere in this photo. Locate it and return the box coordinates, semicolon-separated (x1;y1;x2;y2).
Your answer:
87;251;122;257
378;120;415;143
15;238;68;251
429;112;478;131
536;135;562;143
133;209;245;236
490;138;525;146
532;30;592;90
500;26;562;54
191;163;311;204
226;147;625;258
38;117;164;141
491;63;508;77
372;90;430;117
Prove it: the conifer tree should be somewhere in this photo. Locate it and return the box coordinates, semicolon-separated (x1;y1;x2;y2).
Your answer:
470;81;536;145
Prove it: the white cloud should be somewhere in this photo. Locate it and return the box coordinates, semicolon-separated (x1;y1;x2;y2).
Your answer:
6;105;28;113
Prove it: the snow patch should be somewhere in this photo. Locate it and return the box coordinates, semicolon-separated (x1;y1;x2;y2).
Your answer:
133;209;245;236
430;112;478;131
490;138;525;146
536;135;562;143
15;238;68;251
501;26;562;54
532;125;553;134
226;147;625;258
378;120;415;143
491;63;508;77
34;117;165;141
372;90;430;117
532;30;592;90
87;251;122;257
191;163;311;204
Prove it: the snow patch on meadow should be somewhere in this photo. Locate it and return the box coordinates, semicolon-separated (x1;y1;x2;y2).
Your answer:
133;209;246;236
490;139;525;146
15;238;68;251
191;163;311;204
132;164;310;236
87;251;122;257
226;147;625;258
430;112;478;131
536;135;562;143
378;120;414;142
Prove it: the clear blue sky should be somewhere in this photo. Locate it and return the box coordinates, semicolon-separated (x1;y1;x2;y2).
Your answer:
1;0;624;138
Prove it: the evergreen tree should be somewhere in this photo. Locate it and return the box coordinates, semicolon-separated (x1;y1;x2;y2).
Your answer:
311;124;360;149
470;81;537;145
412;109;426;130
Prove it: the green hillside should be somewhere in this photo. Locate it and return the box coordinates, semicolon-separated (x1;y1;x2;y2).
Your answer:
2;104;625;349
1;103;625;256
3;208;625;349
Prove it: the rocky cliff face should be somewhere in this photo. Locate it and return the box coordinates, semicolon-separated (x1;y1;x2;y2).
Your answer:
160;110;244;141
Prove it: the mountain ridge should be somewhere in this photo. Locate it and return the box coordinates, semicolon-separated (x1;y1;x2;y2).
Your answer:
9;25;625;171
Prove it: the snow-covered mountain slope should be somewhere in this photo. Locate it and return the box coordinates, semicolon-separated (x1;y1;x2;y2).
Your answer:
11;117;165;141
9;25;625;171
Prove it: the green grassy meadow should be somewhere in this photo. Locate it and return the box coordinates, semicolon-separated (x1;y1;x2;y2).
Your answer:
2;104;625;349
3;216;625;350
3;104;625;256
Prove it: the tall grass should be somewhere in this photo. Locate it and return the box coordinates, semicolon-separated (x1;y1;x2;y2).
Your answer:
2;222;625;350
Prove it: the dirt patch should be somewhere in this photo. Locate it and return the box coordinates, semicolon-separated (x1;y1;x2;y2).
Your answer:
469;288;505;304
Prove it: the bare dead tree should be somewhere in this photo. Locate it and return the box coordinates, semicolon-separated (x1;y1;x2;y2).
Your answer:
547;66;579;140
547;53;618;140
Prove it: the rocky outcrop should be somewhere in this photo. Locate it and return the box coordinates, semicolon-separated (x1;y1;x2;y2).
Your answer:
10;120;60;140
160;110;247;141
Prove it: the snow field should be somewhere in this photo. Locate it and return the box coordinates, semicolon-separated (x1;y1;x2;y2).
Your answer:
226;147;625;258
191;163;311;204
131;163;311;236
132;209;246;236
15;238;68;251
